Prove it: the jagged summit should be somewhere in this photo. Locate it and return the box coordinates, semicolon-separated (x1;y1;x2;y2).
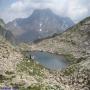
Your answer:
32;8;53;16
6;8;74;42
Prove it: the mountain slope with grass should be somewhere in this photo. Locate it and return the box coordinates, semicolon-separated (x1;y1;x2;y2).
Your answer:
0;40;65;90
0;17;90;90
0;19;66;90
30;17;90;90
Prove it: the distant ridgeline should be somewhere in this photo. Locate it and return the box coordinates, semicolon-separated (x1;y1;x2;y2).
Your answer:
0;19;5;27
6;9;74;43
0;18;16;45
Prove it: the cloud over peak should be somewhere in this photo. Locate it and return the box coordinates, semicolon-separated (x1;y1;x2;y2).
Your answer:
0;0;90;23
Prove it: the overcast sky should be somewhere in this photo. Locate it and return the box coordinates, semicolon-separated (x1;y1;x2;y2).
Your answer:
0;0;90;23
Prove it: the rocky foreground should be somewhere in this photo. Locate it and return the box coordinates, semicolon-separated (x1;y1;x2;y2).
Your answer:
1;40;90;90
0;37;70;89
0;41;90;90
0;21;64;89
0;17;90;90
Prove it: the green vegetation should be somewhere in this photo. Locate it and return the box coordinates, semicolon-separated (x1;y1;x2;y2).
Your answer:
11;82;25;89
64;54;77;64
17;58;46;77
15;58;63;90
0;19;5;27
20;84;44;90
63;64;79;76
5;71;15;75
19;84;63;90
0;74;15;83
0;74;7;83
64;54;86;64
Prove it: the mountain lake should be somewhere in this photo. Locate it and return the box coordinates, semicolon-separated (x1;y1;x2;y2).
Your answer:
25;51;69;71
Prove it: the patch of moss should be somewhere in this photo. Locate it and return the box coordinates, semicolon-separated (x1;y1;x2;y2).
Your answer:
10;83;20;90
5;71;14;75
64;54;77;64
19;84;63;90
27;85;43;90
64;53;85;64
63;64;78;76
0;74;11;83
16;58;45;77
77;57;86;63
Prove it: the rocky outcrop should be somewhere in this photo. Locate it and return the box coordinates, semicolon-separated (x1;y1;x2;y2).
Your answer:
0;40;23;72
0;19;16;45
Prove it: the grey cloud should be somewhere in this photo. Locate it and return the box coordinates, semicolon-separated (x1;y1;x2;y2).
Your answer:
31;0;50;3
0;0;90;23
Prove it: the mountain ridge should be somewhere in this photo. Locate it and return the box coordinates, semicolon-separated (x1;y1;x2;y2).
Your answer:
29;16;90;89
0;15;90;90
0;23;16;45
6;9;74;42
30;16;90;58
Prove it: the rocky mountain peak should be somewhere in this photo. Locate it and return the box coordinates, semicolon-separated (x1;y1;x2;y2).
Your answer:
32;8;53;16
6;9;74;42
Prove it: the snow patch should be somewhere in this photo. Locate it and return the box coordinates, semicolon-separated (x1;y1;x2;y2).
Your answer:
39;29;42;31
40;23;42;27
14;22;17;27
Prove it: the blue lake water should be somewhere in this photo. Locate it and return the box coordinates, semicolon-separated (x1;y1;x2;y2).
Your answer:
28;51;69;71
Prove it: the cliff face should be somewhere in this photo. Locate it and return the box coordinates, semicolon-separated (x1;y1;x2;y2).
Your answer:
0;18;16;45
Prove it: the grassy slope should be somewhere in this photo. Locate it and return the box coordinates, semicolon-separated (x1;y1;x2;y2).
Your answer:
0;17;90;90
